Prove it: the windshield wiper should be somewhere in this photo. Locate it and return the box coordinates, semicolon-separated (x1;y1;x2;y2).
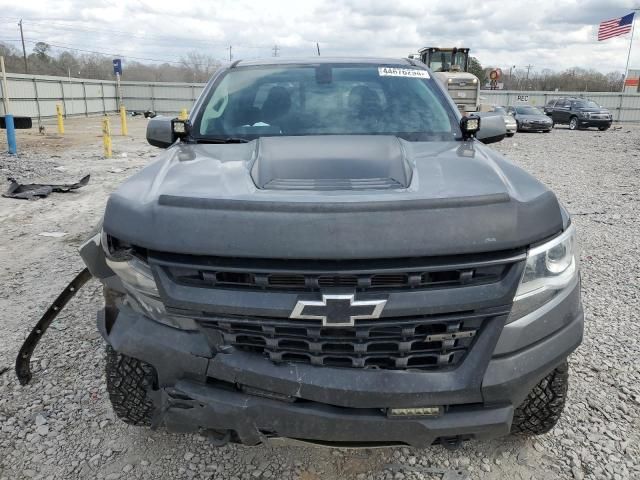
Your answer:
193;137;250;144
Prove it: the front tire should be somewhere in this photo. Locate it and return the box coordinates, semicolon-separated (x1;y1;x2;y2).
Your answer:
105;345;157;426
511;362;569;436
569;117;578;130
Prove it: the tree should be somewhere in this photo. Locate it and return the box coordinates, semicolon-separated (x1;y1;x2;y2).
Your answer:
33;42;51;60
468;57;487;84
180;51;220;82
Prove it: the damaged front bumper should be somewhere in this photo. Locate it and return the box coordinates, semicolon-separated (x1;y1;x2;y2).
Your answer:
159;380;513;448
99;281;583;447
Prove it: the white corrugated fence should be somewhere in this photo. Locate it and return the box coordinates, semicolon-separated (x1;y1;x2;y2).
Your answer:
0;73;205;120
1;73;640;122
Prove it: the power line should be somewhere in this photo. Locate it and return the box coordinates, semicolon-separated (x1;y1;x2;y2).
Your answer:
0;16;272;50
0;37;223;66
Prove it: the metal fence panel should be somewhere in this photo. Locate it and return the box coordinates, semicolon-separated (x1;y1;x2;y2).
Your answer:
153;99;193;113
122;84;152;99
125;98;152;111
150;84;195;100
8;99;39;117
36;81;63;100
6;78;37;99
84;83;103;97
37;100;60;117
64;99;86;116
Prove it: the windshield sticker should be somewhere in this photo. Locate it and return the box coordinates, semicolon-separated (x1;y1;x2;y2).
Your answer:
378;67;430;79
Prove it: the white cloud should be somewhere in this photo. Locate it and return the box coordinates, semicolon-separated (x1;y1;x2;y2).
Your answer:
1;0;638;73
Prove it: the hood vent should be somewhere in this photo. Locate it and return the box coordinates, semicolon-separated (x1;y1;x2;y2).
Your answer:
251;135;412;191
264;177;403;191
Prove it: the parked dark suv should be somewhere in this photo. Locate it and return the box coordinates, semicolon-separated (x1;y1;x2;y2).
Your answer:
545;97;612;131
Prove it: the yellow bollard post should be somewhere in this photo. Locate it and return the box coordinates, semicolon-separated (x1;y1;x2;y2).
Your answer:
102;116;112;158
56;104;64;135
178;108;188;120
119;105;128;136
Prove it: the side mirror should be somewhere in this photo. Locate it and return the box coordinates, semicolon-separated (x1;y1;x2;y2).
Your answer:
146;117;174;148
146;117;190;148
475;113;507;144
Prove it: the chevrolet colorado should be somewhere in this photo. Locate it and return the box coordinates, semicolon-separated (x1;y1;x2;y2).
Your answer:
19;57;583;448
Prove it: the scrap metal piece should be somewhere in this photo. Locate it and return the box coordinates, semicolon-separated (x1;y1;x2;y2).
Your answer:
15;268;92;385
3;174;90;200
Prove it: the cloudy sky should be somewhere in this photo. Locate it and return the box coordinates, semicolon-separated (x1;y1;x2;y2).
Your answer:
0;0;638;74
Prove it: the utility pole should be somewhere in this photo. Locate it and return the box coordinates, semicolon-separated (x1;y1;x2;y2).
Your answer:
272;45;280;57
18;19;28;73
525;64;533;80
622;8;639;92
228;46;232;62
316;42;321;56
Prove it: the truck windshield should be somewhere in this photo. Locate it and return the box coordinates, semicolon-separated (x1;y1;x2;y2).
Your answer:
193;64;460;142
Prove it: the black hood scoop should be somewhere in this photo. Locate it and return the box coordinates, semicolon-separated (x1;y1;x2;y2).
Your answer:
251;135;412;190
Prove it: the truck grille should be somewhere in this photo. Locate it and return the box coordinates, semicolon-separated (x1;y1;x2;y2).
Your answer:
165;263;508;292
152;251;522;372
196;310;499;371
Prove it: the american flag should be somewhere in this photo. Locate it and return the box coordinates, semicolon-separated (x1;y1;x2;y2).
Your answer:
598;12;635;41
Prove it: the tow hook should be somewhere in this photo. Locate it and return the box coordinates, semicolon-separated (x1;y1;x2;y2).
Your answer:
15;268;92;385
204;429;231;447
439;435;466;451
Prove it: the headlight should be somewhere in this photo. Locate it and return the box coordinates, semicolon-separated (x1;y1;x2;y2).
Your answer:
103;233;196;330
515;224;578;300
106;256;159;297
509;225;578;322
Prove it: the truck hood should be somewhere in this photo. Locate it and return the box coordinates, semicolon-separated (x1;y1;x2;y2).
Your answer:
103;135;563;259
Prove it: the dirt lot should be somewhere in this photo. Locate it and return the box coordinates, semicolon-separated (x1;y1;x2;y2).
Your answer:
1;117;639;480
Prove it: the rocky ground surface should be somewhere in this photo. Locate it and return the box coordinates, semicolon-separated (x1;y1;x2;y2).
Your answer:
0;118;639;480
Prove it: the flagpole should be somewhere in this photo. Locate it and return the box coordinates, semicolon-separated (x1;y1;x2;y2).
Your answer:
622;9;639;92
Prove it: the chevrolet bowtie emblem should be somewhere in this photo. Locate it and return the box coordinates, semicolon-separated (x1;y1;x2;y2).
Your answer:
290;294;387;327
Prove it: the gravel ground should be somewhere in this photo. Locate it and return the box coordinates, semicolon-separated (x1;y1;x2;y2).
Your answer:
0;119;639;480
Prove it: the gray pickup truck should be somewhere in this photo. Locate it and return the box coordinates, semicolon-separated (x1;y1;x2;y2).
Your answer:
19;57;583;449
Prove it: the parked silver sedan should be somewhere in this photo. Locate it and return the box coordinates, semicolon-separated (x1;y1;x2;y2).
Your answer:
493;106;517;137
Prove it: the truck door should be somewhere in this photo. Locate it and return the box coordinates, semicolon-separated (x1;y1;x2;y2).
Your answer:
553;99;569;124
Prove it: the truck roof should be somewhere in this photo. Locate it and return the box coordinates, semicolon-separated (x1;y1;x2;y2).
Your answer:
234;57;418;67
